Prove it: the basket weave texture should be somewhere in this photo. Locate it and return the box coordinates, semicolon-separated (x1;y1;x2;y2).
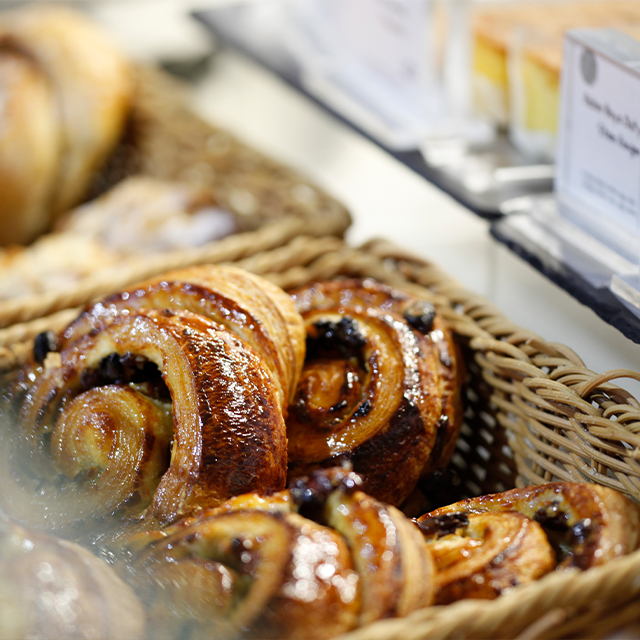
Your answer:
3;236;640;639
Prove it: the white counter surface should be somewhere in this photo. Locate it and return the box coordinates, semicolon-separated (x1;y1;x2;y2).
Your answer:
90;0;640;393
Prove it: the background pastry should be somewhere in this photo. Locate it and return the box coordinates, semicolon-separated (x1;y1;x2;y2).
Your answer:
287;278;463;506
0;5;133;245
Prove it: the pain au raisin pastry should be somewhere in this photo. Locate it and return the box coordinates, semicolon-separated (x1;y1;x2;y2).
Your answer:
0;517;145;640
416;482;640;603
119;467;434;640
287;278;463;506
0;5;133;245
417;511;555;604
61;264;305;412
1;266;304;537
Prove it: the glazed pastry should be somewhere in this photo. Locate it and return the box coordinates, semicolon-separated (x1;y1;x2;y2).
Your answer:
124;509;359;640
0;5;133;244
0;517;145;640
417;482;640;570
290;467;436;625
6;308;287;533
287;278;463;505
2;266;306;535
417;511;555;604
61;264;305;412
120;467;434;639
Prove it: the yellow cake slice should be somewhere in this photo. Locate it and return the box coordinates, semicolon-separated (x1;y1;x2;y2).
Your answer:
472;1;640;157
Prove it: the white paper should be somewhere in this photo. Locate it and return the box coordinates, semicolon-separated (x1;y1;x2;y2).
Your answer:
557;31;640;236
290;0;439;149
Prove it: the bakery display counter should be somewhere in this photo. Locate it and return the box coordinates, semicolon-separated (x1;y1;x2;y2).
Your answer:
193;0;555;219
146;1;640;378
2;2;640;639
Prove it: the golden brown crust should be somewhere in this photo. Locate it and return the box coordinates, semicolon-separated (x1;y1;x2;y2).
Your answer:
419;482;640;570
3;308;287;534
417;511;555;604
120;467;434;638
325;488;435;623
62;264;305;413
125;509;360;640
287;278;463;505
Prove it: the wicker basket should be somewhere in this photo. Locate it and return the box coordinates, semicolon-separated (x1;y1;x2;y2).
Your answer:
0;64;350;331
3;235;640;639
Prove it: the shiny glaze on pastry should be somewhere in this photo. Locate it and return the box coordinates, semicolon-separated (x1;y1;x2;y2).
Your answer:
4;308;287;534
124;509;359;640
287;278;462;505
0;517;145;640
296;467;435;624
418;482;640;570
61;265;305;413
119;467;434;639
417;511;555;603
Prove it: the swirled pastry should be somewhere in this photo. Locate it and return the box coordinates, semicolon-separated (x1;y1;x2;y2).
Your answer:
61;264;305;412
287;278;463;506
2;266;306;536
0;517;145;640
0;5;133;245
119;467;434;639
419;482;640;570
416;511;555;603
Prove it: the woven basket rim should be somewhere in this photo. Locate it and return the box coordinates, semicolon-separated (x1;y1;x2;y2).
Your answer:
2;235;640;639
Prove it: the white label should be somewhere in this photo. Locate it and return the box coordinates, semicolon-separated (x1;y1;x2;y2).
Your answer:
299;0;434;119
331;0;429;99
557;32;640;234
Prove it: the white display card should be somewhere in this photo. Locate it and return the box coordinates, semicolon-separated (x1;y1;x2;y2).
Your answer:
290;0;439;149
556;29;640;253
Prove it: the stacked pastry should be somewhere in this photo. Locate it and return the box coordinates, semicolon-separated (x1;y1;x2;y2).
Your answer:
120;466;434;640
0;267;463;636
2;265;639;638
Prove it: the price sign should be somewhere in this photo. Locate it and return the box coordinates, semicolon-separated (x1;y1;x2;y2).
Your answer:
556;29;640;242
292;0;439;149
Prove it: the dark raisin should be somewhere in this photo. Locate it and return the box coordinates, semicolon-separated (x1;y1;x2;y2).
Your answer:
290;466;363;523
33;331;58;364
417;512;469;538
307;317;366;359
404;301;436;334
99;353;125;384
352;398;372;417
534;506;569;531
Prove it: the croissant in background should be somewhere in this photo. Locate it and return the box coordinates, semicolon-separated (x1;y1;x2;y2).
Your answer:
287;278;463;506
0;4;133;245
0;517;145;640
0;266;304;538
119;466;434;640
